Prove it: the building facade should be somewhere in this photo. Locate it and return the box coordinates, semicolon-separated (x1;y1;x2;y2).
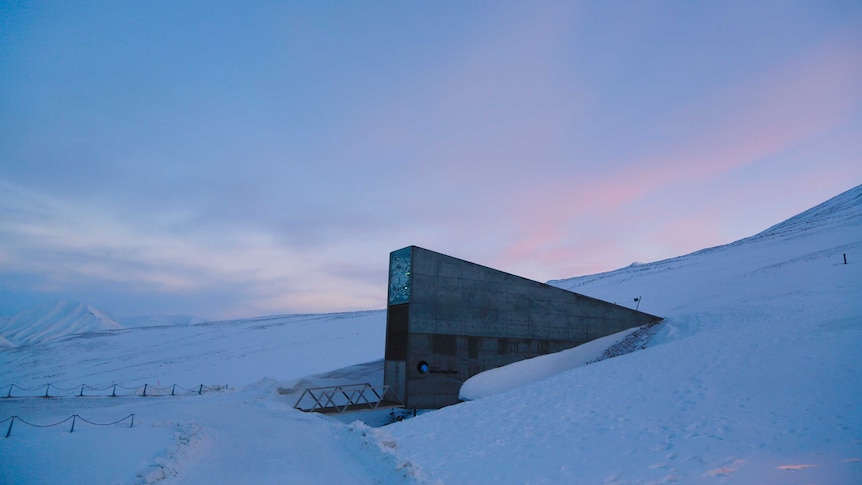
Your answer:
384;246;662;409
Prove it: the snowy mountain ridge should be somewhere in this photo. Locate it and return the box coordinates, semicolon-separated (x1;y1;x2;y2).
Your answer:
549;183;862;295
757;182;862;239
0;302;215;347
0;300;123;347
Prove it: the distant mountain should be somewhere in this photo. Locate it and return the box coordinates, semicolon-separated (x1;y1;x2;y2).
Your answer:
0;300;124;346
117;314;209;328
0;330;15;349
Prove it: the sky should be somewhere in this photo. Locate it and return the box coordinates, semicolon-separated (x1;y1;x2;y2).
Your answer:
1;1;860;320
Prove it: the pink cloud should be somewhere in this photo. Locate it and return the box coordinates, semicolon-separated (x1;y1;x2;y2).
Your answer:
339;11;861;286
495;30;862;274
652;30;862;178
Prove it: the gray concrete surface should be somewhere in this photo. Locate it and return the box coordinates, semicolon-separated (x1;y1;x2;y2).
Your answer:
384;246;662;409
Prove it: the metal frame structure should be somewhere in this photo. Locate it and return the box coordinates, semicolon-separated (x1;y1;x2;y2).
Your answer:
293;383;403;414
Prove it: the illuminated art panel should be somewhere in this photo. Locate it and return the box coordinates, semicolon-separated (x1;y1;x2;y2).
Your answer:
388;247;412;305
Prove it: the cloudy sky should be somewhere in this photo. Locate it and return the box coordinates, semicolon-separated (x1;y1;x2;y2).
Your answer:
1;1;860;319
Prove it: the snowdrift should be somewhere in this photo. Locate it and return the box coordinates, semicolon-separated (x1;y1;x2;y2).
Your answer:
459;326;642;401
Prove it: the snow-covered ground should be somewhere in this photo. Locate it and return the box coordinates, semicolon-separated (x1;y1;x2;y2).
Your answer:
1;184;860;484
116;314;210;329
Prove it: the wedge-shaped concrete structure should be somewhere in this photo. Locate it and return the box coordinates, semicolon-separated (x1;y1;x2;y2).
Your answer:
384;246;662;409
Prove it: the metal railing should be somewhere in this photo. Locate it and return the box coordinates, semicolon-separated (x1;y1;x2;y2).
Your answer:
3;383;226;398
293;383;403;414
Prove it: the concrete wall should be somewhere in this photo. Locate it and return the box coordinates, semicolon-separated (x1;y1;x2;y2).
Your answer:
384;246;662;409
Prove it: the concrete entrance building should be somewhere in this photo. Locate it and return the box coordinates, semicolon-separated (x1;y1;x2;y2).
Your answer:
383;246;662;409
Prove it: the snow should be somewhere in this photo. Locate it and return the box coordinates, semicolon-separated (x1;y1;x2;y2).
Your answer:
0;311;404;484
0;301;212;348
458;327;641;401
0;332;14;349
1;184;861;484
117;315;210;329
383;184;862;484
0;301;123;346
1;310;386;391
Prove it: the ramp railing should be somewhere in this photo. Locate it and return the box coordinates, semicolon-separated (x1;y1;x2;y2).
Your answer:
293;383;403;414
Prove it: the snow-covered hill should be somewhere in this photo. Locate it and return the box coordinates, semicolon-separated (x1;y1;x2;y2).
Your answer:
547;183;861;317
116;314;210;329
757;182;862;239
0;310;386;390
0;301;123;346
386;184;862;484
1;184;860;484
0;302;212;346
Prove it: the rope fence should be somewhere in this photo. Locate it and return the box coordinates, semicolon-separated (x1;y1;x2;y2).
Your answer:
2;414;135;438
2;383;228;398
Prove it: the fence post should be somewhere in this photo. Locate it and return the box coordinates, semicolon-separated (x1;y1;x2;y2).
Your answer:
44;384;51;398
171;384;176;396
70;415;77;433
142;384;148;397
79;384;85;397
6;384;12;398
5;416;13;438
111;384;117;397
130;414;135;428
199;384;203;395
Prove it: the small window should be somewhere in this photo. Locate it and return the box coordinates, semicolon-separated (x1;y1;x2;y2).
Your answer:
432;334;456;356
497;338;509;355
467;337;479;359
